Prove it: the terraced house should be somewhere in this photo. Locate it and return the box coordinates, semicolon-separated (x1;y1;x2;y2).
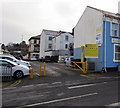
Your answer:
74;4;120;72
40;29;74;62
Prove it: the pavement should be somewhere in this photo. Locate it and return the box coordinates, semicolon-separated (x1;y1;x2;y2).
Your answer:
80;71;120;79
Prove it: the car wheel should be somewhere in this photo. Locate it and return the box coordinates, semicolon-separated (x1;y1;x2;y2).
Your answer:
14;71;23;79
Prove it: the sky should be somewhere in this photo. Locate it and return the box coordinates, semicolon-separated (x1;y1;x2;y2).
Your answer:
0;0;120;45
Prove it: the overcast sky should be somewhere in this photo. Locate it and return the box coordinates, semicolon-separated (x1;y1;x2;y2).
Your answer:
1;0;120;45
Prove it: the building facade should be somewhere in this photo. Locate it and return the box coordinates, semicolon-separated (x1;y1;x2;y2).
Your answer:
28;35;40;60
40;29;74;62
74;6;120;71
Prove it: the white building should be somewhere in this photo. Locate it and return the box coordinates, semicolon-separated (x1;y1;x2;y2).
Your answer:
28;35;40;60
40;29;74;62
74;5;120;71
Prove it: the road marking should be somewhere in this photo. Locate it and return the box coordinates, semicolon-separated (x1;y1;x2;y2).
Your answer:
24;92;98;107
36;83;48;86
52;82;62;85
68;82;107;89
57;92;64;96
22;85;34;88
9;80;21;87
107;102;120;106
68;83;96;89
3;87;17;90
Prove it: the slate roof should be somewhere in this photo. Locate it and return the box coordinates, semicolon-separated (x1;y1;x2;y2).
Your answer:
28;35;40;41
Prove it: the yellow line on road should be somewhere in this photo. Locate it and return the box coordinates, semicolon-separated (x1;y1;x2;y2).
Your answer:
9;80;21;87
80;74;120;79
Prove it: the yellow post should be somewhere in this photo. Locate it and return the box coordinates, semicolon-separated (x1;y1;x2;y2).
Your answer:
39;63;42;76
44;62;46;76
85;62;88;72
30;68;34;79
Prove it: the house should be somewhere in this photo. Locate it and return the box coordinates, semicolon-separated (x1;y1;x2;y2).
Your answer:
0;43;10;55
40;29;74;62
74;5;120;71
28;35;40;60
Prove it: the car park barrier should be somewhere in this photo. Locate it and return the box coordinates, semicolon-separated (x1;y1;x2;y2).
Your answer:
71;61;88;73
39;62;46;76
0;66;12;81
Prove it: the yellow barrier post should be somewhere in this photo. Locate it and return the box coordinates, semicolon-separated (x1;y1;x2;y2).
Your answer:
39;63;42;76
44;62;46;76
30;68;34;79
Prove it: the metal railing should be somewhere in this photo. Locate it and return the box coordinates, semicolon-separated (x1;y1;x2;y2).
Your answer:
0;66;12;81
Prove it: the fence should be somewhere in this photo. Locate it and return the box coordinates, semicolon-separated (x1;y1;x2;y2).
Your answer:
0;66;12;81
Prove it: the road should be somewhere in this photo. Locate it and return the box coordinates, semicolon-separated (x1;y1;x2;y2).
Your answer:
2;61;120;107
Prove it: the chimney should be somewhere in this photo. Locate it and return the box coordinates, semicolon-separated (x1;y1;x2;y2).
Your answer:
118;1;120;14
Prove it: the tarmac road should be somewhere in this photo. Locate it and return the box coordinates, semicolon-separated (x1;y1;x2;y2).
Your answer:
2;77;119;107
2;61;120;107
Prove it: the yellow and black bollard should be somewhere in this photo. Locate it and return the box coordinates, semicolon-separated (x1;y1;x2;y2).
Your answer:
39;62;46;77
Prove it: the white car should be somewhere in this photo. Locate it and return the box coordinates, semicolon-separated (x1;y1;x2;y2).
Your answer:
0;55;31;68
0;59;30;79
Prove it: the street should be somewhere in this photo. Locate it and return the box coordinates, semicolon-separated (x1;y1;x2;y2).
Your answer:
2;61;120;107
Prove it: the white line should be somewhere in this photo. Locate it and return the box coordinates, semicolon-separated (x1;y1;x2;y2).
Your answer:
68;82;108;89
107;102;120;106
52;82;62;85
3;87;17;90
24;92;98;107
68;84;96;89
22;85;34;88
36;83;48;86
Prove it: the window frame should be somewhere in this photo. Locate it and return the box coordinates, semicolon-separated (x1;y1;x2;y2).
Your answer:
48;36;52;41
65;44;68;49
65;35;69;41
111;22;119;37
48;43;52;49
113;44;120;62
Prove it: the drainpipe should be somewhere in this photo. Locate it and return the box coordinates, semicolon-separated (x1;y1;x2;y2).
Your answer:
104;21;107;72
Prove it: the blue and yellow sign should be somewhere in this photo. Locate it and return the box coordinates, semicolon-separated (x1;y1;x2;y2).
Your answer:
84;44;98;58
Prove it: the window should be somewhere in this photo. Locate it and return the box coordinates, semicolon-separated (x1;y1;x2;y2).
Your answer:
111;23;118;37
48;44;52;49
114;44;120;62
65;35;69;41
49;36;52;41
65;44;68;49
0;61;12;66
34;40;37;44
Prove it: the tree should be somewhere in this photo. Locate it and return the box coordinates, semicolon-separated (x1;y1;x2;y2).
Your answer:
1;44;6;50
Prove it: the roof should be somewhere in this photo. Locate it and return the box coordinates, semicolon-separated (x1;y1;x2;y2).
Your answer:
28;35;40;41
43;29;66;36
43;29;73;38
87;6;120;20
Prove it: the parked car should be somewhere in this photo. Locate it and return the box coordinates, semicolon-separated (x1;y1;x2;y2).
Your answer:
0;59;30;79
0;55;31;68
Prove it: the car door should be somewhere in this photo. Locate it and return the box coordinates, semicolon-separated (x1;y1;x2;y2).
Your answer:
0;60;13;76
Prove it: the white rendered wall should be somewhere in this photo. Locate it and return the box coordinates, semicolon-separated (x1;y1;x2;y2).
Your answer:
74;7;103;49
40;31;46;59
